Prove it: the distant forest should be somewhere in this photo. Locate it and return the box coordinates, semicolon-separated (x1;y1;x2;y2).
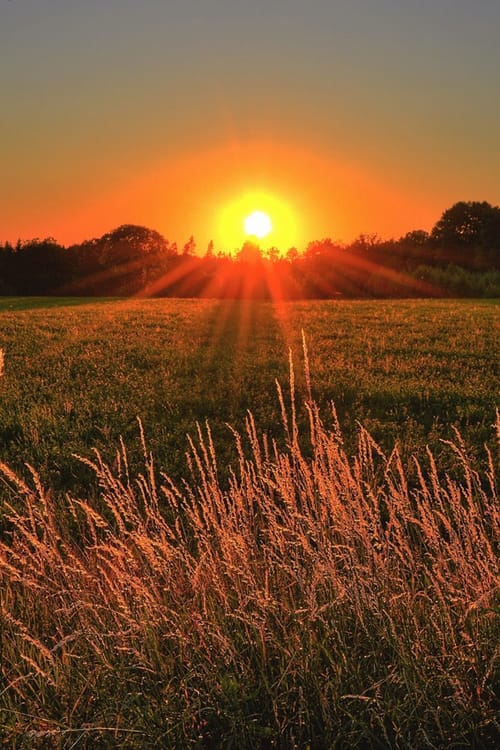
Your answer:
1;201;499;299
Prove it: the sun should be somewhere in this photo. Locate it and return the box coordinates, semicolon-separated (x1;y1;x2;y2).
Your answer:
218;190;299;253
244;210;272;239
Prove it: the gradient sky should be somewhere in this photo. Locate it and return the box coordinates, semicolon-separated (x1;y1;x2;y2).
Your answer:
2;0;500;251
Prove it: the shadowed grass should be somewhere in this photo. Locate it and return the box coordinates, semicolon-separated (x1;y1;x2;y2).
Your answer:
0;346;498;748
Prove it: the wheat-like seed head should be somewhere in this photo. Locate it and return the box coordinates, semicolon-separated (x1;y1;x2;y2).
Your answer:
0;348;498;746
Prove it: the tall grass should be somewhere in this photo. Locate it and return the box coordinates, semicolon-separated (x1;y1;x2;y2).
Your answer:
0;346;498;748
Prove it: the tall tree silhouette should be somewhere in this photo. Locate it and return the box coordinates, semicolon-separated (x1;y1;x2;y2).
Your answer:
431;201;500;269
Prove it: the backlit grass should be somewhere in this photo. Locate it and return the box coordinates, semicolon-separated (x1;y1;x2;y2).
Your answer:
0;343;498;747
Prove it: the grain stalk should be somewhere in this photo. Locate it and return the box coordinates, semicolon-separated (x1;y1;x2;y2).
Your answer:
0;349;498;748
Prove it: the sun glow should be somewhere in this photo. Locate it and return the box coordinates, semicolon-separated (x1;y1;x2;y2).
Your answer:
218;190;299;254
244;210;272;239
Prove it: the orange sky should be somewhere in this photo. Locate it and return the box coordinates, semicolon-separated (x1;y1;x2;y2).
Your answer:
1;1;499;252
52;140;441;252
0;135;466;253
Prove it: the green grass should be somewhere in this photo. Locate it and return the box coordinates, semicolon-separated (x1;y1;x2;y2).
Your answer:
0;297;498;497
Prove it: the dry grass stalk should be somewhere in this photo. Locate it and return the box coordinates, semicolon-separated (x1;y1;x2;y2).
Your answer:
0;351;498;748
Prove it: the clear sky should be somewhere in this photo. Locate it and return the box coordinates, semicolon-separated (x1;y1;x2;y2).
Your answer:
2;0;500;251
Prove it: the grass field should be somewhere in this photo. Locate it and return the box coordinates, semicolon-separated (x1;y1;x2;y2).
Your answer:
0;297;498;495
0;297;499;748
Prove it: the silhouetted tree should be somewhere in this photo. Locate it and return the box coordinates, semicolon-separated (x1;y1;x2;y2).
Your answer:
182;235;196;256
1;200;498;300
402;230;430;246
0;241;17;294
393;230;434;270
237;240;262;263
431;201;500;269
98;225;170;264
10;238;69;294
72;224;174;294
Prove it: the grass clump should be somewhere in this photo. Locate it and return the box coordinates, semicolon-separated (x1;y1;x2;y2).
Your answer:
0;349;499;748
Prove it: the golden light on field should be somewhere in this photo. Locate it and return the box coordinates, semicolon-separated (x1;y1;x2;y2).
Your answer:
244;210;272;239
218;190;299;253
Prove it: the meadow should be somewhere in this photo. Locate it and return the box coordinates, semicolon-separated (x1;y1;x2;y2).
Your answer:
0;297;498;496
0;297;499;748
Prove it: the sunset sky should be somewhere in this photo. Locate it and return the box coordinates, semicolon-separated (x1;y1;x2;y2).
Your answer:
2;0;500;252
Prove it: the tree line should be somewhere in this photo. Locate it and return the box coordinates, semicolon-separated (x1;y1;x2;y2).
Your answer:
0;201;499;299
